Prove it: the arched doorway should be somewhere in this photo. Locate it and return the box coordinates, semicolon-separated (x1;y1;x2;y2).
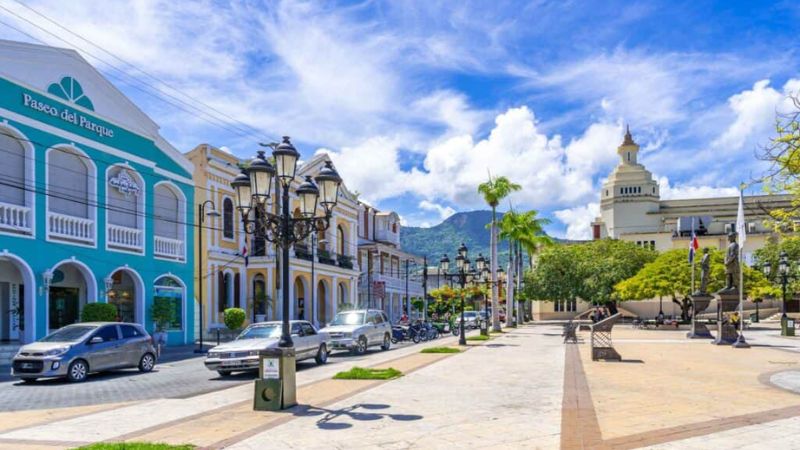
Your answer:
294;277;306;320
0;252;35;343
48;259;97;332
317;280;327;326
252;275;266;322
337;282;347;312
106;268;144;324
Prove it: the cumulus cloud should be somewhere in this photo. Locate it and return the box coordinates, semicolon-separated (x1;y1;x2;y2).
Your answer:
657;176;739;200
418;200;456;222
553;203;600;240
322;106;624;212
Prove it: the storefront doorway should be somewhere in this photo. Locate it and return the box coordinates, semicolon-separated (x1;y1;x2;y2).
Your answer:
108;270;135;323
49;287;79;330
0;254;34;343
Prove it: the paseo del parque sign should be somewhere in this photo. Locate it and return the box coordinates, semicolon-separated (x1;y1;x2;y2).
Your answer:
22;92;114;138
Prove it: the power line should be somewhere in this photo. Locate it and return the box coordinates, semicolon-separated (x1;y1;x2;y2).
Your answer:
9;0;271;142
0;10;274;142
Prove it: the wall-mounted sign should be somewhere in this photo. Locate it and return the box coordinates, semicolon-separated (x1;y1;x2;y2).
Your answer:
109;170;141;197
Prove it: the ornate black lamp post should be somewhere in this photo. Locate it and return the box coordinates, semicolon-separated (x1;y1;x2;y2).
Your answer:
231;137;342;348
194;200;220;354
763;250;792;335
476;254;503;335
440;243;478;345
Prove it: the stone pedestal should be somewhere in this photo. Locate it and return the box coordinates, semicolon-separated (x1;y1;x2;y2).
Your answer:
687;294;713;339
712;292;740;346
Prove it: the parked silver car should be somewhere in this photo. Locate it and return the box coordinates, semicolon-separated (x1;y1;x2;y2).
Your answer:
204;320;329;376
320;309;392;354
11;322;157;383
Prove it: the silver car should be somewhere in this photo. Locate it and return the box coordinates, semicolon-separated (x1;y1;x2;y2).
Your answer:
320;309;392;354
204;320;329;376
11;322;157;383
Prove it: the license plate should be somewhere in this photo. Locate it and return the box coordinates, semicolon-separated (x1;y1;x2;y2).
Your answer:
21;363;33;369
222;360;242;367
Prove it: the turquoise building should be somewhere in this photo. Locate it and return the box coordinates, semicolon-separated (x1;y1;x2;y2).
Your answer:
0;40;195;345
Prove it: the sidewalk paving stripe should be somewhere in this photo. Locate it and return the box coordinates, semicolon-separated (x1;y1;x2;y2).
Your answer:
561;343;606;450
0;401;135;434
120;352;457;448
0;437;90;448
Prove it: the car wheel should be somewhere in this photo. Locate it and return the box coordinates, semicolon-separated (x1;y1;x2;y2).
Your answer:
67;359;89;383
20;377;37;384
138;353;156;373
315;344;328;365
381;334;391;351
354;336;368;355
217;369;232;377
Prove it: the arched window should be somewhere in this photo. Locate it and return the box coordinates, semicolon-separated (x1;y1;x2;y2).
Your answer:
154;276;183;330
48;148;90;218
338;283;347;308
154;184;179;239
107;167;142;229
392;222;397;233
0;131;25;206
337;225;345;255
223;198;234;239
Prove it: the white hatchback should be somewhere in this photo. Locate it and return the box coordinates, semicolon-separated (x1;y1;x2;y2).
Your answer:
320;310;392;354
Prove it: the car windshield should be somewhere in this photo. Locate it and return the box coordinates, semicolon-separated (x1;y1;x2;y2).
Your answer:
330;312;365;326
237;324;281;340
40;325;96;342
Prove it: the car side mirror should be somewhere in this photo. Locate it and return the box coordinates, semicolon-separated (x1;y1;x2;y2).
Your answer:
89;336;103;344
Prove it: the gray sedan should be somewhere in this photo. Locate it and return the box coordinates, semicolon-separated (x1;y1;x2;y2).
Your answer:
11;322;158;383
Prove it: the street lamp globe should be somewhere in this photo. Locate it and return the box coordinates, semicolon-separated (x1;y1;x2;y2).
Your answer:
455;253;465;270
440;254;450;272
779;250;789;275
248;151;275;204
231;170;252;217
762;260;771;276
458;243;468;258
315;160;342;214
295;176;320;218
272;136;300;186
476;253;486;272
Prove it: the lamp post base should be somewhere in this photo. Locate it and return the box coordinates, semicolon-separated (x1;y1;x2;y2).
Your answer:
732;335;750;348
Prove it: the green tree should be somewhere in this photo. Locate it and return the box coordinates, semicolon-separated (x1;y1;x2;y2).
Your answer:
616;248;773;320
760;93;800;231
525;239;656;311
478;175;521;331
498;209;552;325
752;236;800;301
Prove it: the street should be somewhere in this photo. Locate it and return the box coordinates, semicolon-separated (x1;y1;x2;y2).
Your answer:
0;336;455;412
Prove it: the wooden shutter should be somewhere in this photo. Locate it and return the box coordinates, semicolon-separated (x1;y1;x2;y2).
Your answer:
218;271;225;313
234;272;241;308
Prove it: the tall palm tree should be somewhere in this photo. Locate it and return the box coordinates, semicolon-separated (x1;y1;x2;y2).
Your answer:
498;209;552;325
478;175;521;331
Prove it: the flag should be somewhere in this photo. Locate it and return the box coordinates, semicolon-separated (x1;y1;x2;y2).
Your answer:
736;188;746;247
689;218;699;264
242;240;249;267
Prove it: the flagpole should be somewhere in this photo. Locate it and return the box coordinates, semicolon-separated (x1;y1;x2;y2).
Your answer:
734;186;749;348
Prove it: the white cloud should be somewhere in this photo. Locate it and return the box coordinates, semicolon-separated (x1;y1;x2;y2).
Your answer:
712;80;783;150
553;203;600;240
219;146;233;154
418;200;456;222
657;176;739;200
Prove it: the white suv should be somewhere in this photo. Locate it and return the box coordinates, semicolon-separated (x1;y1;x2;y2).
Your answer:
320;309;392;354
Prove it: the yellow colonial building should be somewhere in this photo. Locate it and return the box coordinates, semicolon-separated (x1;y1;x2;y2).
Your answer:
186;145;360;338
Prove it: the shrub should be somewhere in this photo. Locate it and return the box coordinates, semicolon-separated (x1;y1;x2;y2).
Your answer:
224;307;246;331
466;335;490;341
151;297;174;332
81;303;118;322
420;347;460;354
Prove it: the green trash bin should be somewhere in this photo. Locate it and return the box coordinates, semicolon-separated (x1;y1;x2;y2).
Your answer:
749;313;759;323
783;318;796;337
253;347;296;411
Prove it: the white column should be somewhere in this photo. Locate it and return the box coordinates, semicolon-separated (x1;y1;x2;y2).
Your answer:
239;268;247;315
332;275;339;317
350;278;357;309
267;265;275;321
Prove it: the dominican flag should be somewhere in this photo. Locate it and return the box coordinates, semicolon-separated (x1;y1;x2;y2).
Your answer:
689;218;699;264
242;240;249;267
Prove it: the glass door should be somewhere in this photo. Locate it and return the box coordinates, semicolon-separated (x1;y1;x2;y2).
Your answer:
49;287;80;330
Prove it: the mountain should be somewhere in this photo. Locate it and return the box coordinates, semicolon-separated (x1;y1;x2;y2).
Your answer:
401;210;512;267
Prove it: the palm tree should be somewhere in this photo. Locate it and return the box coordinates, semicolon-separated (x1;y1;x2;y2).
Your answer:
498;209;552;325
478;175;521;331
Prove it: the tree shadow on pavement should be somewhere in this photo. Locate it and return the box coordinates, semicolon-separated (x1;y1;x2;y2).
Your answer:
293;403;423;430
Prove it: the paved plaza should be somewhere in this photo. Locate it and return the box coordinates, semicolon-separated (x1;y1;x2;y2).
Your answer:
0;324;799;449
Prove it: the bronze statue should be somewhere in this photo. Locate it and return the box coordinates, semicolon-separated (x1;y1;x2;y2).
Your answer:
721;232;739;293
697;248;710;294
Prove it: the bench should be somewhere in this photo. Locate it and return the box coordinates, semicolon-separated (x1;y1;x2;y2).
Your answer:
591;313;622;361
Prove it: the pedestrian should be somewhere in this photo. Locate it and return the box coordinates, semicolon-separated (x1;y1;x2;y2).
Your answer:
731;311;741;331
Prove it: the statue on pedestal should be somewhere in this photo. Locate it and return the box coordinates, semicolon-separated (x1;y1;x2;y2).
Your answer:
719;232;739;294
695;248;711;295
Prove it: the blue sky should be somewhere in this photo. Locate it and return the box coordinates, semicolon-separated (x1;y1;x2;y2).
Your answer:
2;0;799;238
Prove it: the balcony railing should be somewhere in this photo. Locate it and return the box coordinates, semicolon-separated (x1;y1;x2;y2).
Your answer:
47;212;94;244
0;201;32;235
155;235;184;260
107;224;143;252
